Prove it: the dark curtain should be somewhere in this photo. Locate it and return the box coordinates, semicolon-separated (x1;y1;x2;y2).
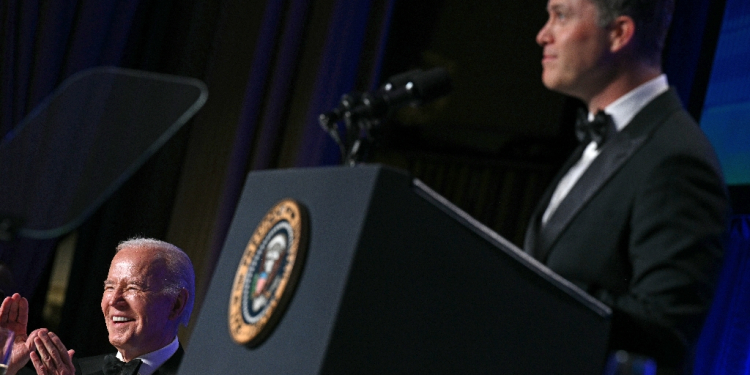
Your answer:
2;0;396;356
0;0;155;305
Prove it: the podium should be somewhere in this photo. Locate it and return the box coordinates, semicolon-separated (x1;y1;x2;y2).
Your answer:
181;165;611;374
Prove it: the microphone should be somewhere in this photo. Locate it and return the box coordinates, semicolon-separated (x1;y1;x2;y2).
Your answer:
320;67;452;125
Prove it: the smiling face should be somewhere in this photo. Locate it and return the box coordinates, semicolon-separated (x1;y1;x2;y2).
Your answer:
536;0;614;101
101;247;181;360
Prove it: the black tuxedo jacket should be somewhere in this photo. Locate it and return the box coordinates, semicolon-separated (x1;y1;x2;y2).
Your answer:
74;346;184;375
524;89;729;370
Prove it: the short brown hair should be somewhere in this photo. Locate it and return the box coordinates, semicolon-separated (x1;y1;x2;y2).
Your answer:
590;0;675;66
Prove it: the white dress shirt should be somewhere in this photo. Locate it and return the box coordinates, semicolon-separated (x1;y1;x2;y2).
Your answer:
541;74;670;225
116;336;179;375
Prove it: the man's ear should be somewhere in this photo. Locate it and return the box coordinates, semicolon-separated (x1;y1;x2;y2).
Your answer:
169;288;189;320
609;15;636;53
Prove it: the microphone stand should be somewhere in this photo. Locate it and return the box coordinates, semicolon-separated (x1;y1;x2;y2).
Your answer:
318;93;382;166
319;67;452;166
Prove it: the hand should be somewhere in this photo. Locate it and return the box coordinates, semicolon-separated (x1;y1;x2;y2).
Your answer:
29;329;75;375
0;293;31;375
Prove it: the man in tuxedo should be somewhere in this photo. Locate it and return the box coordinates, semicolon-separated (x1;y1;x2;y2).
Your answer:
26;238;195;375
526;0;729;372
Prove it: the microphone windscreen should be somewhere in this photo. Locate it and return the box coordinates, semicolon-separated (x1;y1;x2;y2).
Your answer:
411;67;452;102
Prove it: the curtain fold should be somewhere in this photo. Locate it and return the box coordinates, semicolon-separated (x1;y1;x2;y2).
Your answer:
208;0;397;287
204;0;294;309
294;0;374;167
1;1;39;134
250;0;312;170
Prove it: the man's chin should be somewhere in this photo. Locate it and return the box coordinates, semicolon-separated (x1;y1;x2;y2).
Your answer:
541;78;577;97
108;332;132;349
541;74;561;91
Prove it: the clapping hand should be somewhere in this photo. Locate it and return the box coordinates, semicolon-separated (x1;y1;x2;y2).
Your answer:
0;293;33;375
29;329;75;375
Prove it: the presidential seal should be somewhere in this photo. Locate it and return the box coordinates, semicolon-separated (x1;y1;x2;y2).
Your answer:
228;199;308;347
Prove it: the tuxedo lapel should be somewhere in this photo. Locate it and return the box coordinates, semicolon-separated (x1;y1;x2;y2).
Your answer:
152;346;184;375
531;89;685;262
524;142;589;258
76;354;107;375
535;132;648;261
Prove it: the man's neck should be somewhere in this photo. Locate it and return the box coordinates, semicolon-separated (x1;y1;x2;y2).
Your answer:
117;334;178;362
586;63;663;112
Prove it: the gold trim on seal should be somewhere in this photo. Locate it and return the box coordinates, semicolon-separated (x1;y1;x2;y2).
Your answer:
228;198;308;347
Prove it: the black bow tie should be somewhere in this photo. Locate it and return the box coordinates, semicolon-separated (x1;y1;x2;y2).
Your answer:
103;354;142;375
575;108;615;148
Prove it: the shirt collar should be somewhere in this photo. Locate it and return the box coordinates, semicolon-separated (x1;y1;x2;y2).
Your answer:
602;74;669;132
116;336;179;375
